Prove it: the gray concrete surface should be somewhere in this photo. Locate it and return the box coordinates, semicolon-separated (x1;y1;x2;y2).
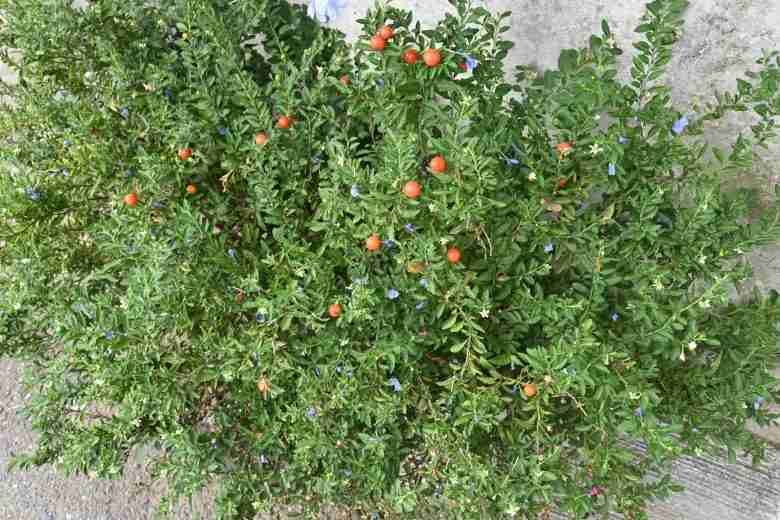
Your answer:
2;0;780;518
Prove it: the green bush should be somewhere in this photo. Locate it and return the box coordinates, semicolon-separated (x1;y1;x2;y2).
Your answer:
1;0;780;518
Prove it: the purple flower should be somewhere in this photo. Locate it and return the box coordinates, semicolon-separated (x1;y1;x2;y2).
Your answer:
255;312;267;323
608;163;616;176
119;107;129;119
388;377;401;393
415;300;428;311
634;407;645;417
218;126;229;136
544;243;554;253
404;223;416;233
611;313;619;321
350;184;361;198
307;406;317;418
386;288;400;300
589;485;603;497
61;168;70;177
465;56;479;73
307;0;347;24
228;248;237;259
618;136;629;145
672;115;689;135
104;331;115;340
420;278;429;289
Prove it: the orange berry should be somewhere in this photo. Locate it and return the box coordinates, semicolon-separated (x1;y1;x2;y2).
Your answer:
403;180;422;199
178;147;193;160
378;25;394;40
277;116;292;129
447;247;461;264
423;48;442;67
255;132;269;146
366;234;382;251
523;384;537;397
429;155;447;174
556;142;573;156
370;35;386;51
328;303;342;319
186;184;197;194
123;192;138;207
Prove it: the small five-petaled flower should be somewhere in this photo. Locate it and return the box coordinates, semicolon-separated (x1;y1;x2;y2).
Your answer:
388;377;401;393
307;0;347;23
386;288;400;300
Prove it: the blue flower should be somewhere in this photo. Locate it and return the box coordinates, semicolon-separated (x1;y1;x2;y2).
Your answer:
608;163;616;176
611;313;619;321
754;396;765;411
618;136;629;145
125;168;136;178
24;187;41;201
382;239;396;249
420;278;429;289
465;56;479;73
672;115;689;135
335;364;343;374
255;312;267;323
404;223;416;233
63;139;72;147
415;300;428;311
104;331;115;340
61;168;70;177
218;126;229;136
544;243;554;253
119;107;129;119
505;157;520;166
350;184;361;198
151;201;166;209
634;407;645;417
314;367;321;378
163;87;173;99
307;0;347;23
388;377;401;393
260;454;269;464
342;468;352;477
386;288;400;300
228;248;237;259
376;78;385;88
307;406;317;418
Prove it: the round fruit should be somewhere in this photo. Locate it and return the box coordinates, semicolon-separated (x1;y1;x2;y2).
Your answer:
255;132;269;146
423;48;442;67
123;192;138;207
378;25;394;40
402;49;419;65
178;147;193;160
558;179;568;189
328;303;342;319
186;184;197;194
277;116;292;129
556;142;573;155
370;35;386;51
403;180;422;199
366;234;382;251
339;75;350;86
429;155;447;174
447;247;461;264
523;383;538;397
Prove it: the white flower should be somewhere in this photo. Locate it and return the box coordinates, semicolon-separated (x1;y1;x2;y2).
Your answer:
594;114;601;121
698;299;711;309
605;36;616;47
653;278;664;290
679;351;686;362
527;172;537;181
698;254;707;265
522;126;530;138
479;308;490;319
687;341;698;351
307;0;347;24
589;143;604;156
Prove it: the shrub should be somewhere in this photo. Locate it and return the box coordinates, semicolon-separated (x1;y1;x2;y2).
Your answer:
1;0;780;518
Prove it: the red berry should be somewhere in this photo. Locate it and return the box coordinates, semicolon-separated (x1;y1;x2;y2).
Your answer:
255;132;269;146
402;49;419;65
447;247;461;264
277;116;292;129
378;25;394;40
523;384;538;397
178;147;193;160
